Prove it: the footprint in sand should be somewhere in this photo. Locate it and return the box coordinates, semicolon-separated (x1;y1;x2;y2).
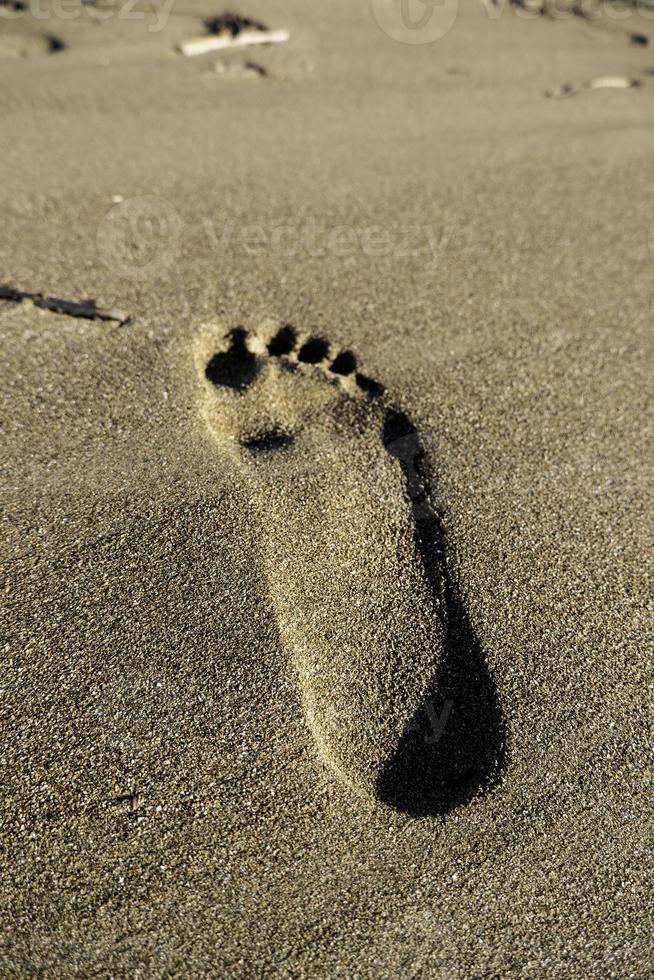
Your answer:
198;321;506;816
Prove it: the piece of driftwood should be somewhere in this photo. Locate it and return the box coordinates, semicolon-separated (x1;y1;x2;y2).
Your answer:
0;284;130;325
546;76;640;97
589;76;640;89
179;27;289;57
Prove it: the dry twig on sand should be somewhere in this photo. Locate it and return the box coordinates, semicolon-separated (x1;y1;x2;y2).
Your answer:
0;284;130;325
179;28;289;57
179;12;288;57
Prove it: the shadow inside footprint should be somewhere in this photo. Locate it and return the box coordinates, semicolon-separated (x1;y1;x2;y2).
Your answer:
205;327;258;390
377;411;507;817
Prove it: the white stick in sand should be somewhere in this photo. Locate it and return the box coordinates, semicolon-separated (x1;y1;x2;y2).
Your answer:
179;28;289;58
546;76;640;98
588;76;639;90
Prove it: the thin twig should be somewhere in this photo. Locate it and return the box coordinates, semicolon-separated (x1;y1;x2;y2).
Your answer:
179;28;289;57
0;284;130;325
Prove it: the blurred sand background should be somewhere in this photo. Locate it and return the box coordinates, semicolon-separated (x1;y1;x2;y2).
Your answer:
2;0;653;974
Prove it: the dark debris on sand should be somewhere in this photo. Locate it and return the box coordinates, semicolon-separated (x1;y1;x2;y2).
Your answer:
204;11;268;36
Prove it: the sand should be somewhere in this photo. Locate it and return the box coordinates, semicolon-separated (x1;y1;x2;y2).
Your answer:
1;0;653;975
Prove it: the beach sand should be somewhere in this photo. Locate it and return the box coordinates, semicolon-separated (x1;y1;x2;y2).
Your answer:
2;0;653;974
